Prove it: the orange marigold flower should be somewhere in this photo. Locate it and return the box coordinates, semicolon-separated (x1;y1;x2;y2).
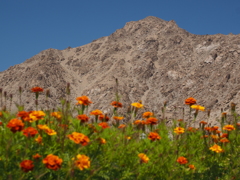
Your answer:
204;127;211;131
31;87;44;93
33;153;42;159
142;112;153;118
6;118;24;133
185;97;197;105
90;109;103;116
74;154;91;170
29;111;45;122
0;122;2;126
221;133;228;138
113;116;124;121
146;117;158;125
99;138;106;144
211;126;219;131
22;127;38;138
216;130;221;134
209;144;224;153
43;154;63;171
0;111;2;117
177;119;184;122
37;124;49;131
189;164;196;170
133;120;144;125
191;105;205;111
98;122;110;129
148;132;161;141
187;127;198;132
174;127;185;135
67;132;90;146
220;138;230;143
51;112;61;119
223;125;235;131
131;102;144;108
201;135;209;138
98;114;110;121
118;124;126;129
35;135;43;144
44;128;57;136
17;111;30;121
111;101;123;108
177;156;188;165
138;153;149;163
200;121;207;125
76;96;92;106
77;114;89;123
20;160;34;172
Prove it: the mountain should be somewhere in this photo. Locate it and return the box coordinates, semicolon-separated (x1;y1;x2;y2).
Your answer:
1;16;240;124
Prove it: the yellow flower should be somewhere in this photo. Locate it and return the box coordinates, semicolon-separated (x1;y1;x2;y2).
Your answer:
174;127;185;135
190;105;205;111
29;111;46;122
74;154;91;170
138;153;149;163
44;128;57;136
131;102;144;108
209;144;224;153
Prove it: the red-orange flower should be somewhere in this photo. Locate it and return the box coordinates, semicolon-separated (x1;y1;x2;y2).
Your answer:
98;114;110;121
220;138;230;143
111;101;123;108
77;114;89;123
118;124;126;129
113;116;124;121
133;120;144;125
74;154;91;170
142;112;153;119
189;164;196;170
200;121;207;125
42;154;63;171
138;153;149;163
22;127;38;138
221;133;228;138
33;153;42;159
76;96;92;106
17;111;30;121
51;112;61;119
148;132;161;141
7;118;24;133
20;160;34;172
67;132;90;146
31;87;44;93
185;97;196;105
35;135;43;144
98;122;110;129
177;156;188;165
90;109;103;116
146;117;158;125
223;125;235;131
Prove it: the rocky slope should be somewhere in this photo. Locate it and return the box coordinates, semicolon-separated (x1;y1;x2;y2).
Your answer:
1;16;240;125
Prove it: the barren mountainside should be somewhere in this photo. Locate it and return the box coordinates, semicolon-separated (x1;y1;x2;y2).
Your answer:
1;16;240;124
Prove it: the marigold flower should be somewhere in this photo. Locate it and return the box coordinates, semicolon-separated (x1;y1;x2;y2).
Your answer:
98;122;110;129
185;97;196;105
200;121;207;125
29;111;46;122
31;87;43;93
74;154;90;170
209;144;224;153
111;101;123;108
113;116;124;121
98;114;110;121
44;128;57;136
20;160;34;172
201;135;209;138
148;132;161;141
221;133;228;138
67;132;90;146
204;127;211;131
131;102;144;108
35;135;43;144
191;105;205;111
189;164;196;170
133;120;144;125
142;112;153;118
76;96;92;106
22;127;38;138
77;114;89;123
174;127;185;135
211;126;219;131
90;109;103;116
33;153;42;159
17;111;30;121
118;124;126;129
0;112;2;117
51;112;61;119
6;118;24;133
187;127;198;132
223;125;235;131
146;117;158;125
177;156;188;164
37;124;49;131
43;154;63;171
220;138;230;143
99;138;106;144
177;119;183;122
138;153;149;163
0;122;2;126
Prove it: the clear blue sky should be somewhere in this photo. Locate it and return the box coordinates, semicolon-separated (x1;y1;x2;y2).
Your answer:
1;0;240;72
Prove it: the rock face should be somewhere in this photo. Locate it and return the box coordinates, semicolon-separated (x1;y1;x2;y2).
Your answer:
1;16;240;124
